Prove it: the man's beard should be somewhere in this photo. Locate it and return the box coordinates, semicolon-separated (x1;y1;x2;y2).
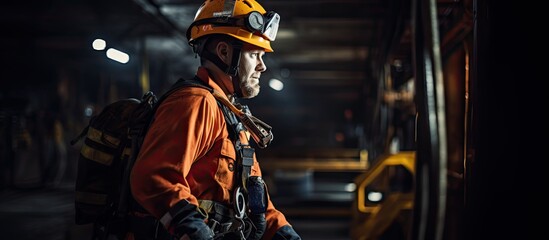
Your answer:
240;81;260;99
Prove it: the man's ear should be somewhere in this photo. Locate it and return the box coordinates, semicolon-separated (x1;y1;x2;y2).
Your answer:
216;41;231;64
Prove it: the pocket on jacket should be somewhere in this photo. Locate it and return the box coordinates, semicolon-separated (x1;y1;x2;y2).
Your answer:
216;138;236;190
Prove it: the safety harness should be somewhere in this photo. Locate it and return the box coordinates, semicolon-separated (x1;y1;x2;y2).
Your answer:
207;86;272;240
153;77;273;240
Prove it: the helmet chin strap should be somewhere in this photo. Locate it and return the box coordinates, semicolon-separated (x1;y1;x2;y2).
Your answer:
201;40;244;98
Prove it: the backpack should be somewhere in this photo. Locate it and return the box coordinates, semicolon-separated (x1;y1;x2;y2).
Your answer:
71;78;211;239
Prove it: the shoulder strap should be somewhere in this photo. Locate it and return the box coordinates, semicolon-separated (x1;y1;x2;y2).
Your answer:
146;76;213;131
155;76;213;110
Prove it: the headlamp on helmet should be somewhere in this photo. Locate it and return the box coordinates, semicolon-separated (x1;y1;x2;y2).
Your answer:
244;11;280;41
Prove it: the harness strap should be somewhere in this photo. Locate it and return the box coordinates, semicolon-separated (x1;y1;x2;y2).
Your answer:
199;200;234;234
215;96;252;191
199;200;234;222
199;200;255;239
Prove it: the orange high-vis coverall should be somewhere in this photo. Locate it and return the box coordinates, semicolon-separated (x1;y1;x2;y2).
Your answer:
130;67;290;239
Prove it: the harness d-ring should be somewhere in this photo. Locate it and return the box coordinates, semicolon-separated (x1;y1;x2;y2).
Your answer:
234;186;246;219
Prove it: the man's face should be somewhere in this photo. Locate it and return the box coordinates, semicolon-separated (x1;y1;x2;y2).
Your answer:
237;44;267;99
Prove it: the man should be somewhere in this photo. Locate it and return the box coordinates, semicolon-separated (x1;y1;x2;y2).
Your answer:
130;0;301;239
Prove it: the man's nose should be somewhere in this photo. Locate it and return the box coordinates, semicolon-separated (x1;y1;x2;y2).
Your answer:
257;58;267;72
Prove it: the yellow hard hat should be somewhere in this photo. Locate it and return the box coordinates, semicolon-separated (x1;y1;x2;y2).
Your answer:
186;0;280;52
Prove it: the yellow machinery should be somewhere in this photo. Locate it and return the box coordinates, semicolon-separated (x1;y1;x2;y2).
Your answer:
351;151;416;240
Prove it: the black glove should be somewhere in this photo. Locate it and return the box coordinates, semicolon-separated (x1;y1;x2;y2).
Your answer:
248;213;266;240
272;225;301;240
168;200;214;240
